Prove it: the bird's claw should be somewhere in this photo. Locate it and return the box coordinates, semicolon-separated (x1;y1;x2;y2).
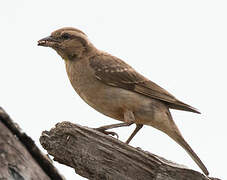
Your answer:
106;131;119;138
94;128;119;139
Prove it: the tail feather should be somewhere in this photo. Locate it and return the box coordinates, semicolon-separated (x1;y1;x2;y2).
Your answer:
171;131;209;175
162;109;209;175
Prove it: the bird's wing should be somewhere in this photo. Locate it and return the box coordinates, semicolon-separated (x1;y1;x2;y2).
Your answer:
89;54;200;113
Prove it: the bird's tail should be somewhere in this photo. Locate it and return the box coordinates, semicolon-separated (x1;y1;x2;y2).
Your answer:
168;126;209;176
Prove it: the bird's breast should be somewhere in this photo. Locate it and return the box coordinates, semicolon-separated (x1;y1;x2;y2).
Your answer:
65;59;125;120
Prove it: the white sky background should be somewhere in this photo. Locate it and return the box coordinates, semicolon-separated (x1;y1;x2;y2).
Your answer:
0;0;226;179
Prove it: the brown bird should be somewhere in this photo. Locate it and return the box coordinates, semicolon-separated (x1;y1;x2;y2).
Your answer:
38;27;209;175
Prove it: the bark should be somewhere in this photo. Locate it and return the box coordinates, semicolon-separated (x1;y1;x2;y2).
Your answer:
0;107;64;180
39;121;220;180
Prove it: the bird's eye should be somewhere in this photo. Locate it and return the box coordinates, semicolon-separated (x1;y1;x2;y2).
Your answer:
61;33;70;40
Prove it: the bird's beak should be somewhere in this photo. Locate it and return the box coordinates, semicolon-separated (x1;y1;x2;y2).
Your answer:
37;36;59;47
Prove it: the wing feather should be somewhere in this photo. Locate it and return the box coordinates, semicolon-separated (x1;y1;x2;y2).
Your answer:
89;54;200;114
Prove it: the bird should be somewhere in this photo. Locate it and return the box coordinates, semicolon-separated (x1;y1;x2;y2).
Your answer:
38;27;209;175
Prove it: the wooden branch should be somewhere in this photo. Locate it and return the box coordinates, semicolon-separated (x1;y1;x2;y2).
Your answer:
0;107;64;180
39;121;220;180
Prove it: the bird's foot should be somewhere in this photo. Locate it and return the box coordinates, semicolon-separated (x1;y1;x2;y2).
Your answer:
94;127;119;139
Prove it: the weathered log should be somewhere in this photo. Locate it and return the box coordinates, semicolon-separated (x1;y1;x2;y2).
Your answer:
0;107;64;180
40;121;220;180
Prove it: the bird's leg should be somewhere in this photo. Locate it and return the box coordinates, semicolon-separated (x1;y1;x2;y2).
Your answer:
125;124;143;144
124;110;143;144
95;122;133;138
95;110;135;138
96;122;134;131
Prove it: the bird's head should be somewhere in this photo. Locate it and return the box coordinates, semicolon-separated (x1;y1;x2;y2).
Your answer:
38;27;95;60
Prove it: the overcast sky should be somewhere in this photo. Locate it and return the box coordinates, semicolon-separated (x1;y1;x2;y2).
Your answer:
0;0;226;179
